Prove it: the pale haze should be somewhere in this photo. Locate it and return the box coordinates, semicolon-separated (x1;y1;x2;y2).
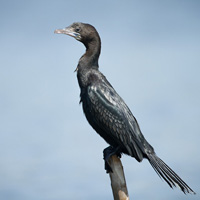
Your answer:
0;1;199;200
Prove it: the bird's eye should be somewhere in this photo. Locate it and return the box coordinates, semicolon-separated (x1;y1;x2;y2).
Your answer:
75;27;80;32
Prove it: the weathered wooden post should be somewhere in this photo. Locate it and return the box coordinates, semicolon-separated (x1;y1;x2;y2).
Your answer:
108;155;129;200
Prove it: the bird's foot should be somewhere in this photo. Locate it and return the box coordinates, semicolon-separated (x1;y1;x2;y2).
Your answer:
103;146;121;173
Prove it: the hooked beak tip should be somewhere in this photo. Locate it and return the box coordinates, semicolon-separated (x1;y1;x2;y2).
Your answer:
54;29;64;34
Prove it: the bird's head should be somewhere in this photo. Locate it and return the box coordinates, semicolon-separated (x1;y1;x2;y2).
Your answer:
54;22;100;48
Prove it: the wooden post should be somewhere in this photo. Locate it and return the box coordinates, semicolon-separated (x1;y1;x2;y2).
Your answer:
108;155;129;200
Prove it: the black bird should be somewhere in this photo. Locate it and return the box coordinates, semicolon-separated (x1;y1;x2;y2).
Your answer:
55;22;195;194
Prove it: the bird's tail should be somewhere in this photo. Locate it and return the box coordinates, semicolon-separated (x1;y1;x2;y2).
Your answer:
147;153;195;194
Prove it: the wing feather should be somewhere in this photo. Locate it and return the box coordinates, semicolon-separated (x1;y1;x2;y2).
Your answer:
85;82;146;161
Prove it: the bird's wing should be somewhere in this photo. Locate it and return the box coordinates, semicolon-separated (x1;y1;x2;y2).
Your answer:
86;81;146;161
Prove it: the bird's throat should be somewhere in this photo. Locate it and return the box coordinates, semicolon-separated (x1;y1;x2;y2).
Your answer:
78;40;101;70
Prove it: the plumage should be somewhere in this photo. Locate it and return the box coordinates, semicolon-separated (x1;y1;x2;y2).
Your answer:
55;22;195;194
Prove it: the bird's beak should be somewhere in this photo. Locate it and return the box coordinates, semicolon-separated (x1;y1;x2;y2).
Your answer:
54;27;81;40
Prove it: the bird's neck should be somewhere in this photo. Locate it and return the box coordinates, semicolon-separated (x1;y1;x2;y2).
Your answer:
76;36;101;89
79;37;101;70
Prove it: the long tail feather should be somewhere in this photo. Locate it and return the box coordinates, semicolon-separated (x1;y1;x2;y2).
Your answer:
147;153;195;194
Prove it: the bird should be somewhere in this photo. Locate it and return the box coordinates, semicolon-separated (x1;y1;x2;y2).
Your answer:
54;22;195;194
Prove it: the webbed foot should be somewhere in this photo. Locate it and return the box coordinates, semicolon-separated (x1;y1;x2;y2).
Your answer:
103;146;121;173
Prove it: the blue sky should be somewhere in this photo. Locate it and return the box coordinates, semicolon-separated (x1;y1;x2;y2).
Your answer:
0;0;200;199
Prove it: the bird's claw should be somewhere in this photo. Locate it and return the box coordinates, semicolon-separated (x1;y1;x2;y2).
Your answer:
103;146;121;173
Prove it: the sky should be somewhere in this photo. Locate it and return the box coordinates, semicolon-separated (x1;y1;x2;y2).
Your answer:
0;0;200;199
